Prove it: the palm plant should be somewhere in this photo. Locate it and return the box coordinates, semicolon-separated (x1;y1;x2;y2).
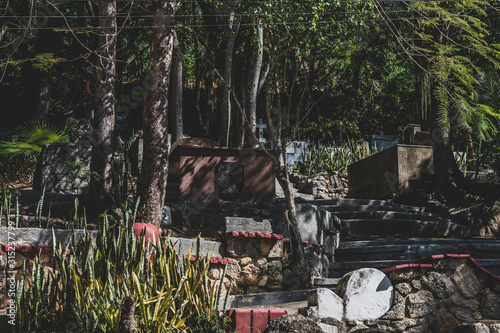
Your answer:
0;120;70;161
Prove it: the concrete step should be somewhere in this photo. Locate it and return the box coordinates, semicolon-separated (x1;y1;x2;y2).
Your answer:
341;219;469;238
310;198;417;208
312;277;341;288
472;259;500;276
329;259;500;278
320;204;424;213
329;259;416;277
335;244;413;262
332;210;443;221
335;240;500;262
338;238;500;248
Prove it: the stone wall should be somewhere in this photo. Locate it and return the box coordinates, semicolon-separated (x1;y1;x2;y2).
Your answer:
33;142;92;194
335;256;500;332
287;171;348;200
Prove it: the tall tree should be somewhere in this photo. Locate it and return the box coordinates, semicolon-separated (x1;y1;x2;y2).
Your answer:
170;32;183;142
138;1;175;227
88;0;117;212
219;11;239;147
373;0;500;189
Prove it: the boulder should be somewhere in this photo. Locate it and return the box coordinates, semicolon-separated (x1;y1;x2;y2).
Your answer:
336;268;393;321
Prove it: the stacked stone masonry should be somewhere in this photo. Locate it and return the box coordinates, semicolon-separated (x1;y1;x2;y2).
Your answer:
333;256;500;332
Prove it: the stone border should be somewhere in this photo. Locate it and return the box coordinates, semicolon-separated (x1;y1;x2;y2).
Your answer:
382;253;500;280
0;227;98;247
220;288;335;310
0;227;225;259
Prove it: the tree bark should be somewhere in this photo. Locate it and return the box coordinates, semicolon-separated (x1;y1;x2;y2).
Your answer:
219;12;239;147
138;1;175;227
36;70;51;122
246;24;264;145
170;31;183;143
88;0;116;213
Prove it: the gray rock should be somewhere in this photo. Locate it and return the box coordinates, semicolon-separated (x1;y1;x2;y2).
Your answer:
472;323;490;333
380;301;405;320
265;314;323;333
454;323;490;333
407;290;434;318
482;293;500;319
348;323;369;332
422;271;455;299
394;282;412;296
407;324;429;333
320;318;347;333
451;293;480;311
489;324;500;333
433;308;460;333
452;264;482;298
452;308;474;322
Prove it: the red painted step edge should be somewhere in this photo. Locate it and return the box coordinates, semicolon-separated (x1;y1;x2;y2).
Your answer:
226;309;288;333
226;231;283;239
382;253;500;280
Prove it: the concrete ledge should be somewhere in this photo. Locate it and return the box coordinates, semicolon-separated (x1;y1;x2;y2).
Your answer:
222;288;338;310
0;227;97;247
168;237;223;258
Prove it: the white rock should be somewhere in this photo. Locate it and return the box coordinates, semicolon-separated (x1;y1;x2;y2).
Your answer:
337;268;393;321
308;288;344;321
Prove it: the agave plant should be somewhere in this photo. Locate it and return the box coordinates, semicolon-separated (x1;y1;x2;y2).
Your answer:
0;120;70;160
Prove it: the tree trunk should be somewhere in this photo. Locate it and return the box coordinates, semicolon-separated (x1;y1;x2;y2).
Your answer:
219;12;239;147
88;0;116;213
246;24;264;145
138;1;175;227
170;32;183;143
414;56;433;131
36;70;51;122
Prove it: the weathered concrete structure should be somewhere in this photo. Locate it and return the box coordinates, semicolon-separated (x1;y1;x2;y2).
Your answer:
33;142;92;194
166;142;275;203
348;144;434;199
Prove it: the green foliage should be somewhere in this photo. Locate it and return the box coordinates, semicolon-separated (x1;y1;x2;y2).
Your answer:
187;313;231;333
299;116;360;142
405;0;500;141
299;139;372;176
15;217;228;333
7;53;67;72
0;120;69;160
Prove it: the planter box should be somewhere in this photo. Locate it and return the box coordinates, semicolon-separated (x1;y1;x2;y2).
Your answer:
348;144;434;199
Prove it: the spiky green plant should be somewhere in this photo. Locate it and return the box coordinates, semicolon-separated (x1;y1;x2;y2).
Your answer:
0;120;69;160
15;215;229;333
301;139;373;176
